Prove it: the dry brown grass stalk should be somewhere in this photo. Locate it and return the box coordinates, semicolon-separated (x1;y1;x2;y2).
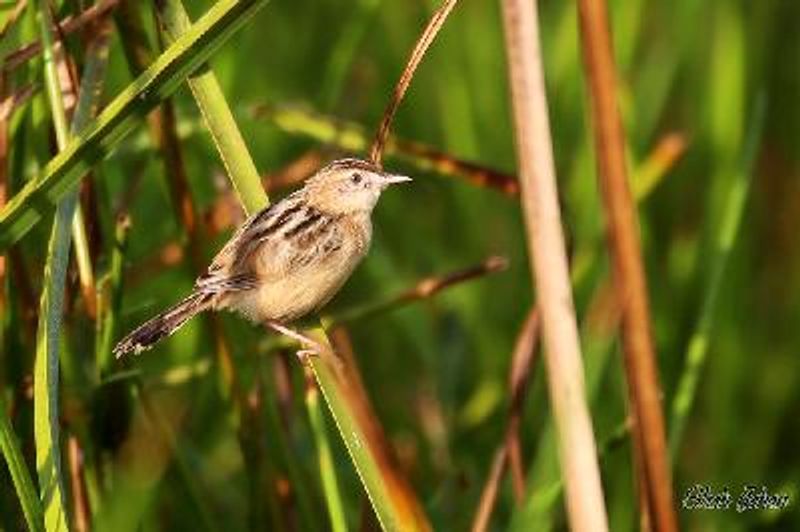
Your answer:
2;0;120;72
500;0;609;529
471;306;540;532
576;1;678;530
66;436;90;532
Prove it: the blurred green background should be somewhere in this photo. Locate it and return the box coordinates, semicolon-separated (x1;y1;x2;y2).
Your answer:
1;0;799;530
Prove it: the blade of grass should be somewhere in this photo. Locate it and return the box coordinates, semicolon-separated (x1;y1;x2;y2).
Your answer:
30;7;112;532
0;0;267;247
0;394;44;532
156;0;265;214
154;2;307;528
49;5;98;322
576;0;677;528
318;0;380;110
32;2;83;529
96;214;129;373
669;97;766;459
307;333;431;532
44;13;98;322
500;0;609;529
305;369;347;532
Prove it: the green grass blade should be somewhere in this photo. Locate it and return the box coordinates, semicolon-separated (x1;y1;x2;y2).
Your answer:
33;3;77;529
96;215;129;374
306;377;347;532
669;97;767;458
0;395;45;532
0;0;267;247
307;335;423;531
157;0;267;215
33;197;73;532
32;5;114;531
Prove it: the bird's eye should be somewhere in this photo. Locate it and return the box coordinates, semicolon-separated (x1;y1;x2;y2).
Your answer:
350;173;363;184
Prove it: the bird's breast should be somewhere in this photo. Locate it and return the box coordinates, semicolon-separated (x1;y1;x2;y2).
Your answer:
232;215;371;323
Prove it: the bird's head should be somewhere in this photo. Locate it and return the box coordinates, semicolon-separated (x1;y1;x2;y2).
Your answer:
303;158;412;214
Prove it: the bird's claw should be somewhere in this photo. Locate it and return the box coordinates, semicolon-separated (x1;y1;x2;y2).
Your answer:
296;348;319;366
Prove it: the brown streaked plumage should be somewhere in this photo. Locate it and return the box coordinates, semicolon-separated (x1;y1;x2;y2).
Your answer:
113;158;411;357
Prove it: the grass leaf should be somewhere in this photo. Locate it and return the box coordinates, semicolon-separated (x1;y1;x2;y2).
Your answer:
0;395;44;532
0;0;267;248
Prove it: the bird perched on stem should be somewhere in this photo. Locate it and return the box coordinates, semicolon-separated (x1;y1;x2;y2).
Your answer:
113;158;411;358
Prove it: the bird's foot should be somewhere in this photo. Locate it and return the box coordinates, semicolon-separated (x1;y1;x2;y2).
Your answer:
266;320;326;359
296;348;319;366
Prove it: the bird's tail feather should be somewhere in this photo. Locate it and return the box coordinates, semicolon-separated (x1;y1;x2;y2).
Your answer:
113;292;213;358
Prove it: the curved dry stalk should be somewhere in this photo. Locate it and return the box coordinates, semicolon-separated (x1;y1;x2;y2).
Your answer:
329;255;507;326
368;0;457;166
576;0;677;530
471;446;508;532
506;307;540;500
471;306;540;532
66;436;90;532
500;0;609;529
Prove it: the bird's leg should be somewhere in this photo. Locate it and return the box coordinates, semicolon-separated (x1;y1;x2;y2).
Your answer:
265;320;325;364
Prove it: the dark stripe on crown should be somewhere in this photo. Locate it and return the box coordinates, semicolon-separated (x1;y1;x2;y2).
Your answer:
322;158;380;173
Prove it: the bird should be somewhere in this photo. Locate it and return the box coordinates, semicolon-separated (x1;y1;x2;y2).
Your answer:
112;158;411;358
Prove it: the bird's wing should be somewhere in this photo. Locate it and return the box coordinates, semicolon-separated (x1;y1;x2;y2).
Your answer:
194;193;343;290
255;209;346;279
195;195;300;292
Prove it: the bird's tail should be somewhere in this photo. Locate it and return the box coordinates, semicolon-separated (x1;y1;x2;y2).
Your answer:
113;292;213;358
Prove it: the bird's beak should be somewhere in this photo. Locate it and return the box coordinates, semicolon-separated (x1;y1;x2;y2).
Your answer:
381;173;413;186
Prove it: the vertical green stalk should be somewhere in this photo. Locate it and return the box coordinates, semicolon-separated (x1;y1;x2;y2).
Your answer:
306;376;347;532
257;361;320;531
318;0;380;109
34;4;113;530
157;0;267;215
669;97;766;458
96;215;129;373
33;3;75;530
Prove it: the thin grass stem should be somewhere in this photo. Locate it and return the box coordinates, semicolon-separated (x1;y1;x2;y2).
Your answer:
669;97;766;458
0;394;44;532
305;369;348;532
156;0;266;215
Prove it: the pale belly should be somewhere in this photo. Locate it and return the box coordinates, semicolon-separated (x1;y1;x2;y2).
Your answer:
227;245;365;323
